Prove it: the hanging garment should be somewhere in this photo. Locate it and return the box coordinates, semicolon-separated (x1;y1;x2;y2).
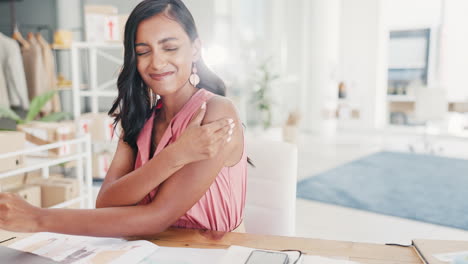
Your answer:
0;33;29;109
0;45;9;107
37;33;60;112
22;34;51;113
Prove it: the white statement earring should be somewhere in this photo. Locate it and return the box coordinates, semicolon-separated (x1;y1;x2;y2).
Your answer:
189;63;200;87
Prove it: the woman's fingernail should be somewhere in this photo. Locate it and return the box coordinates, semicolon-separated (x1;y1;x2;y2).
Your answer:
229;129;233;135
228;118;233;124
227;137;232;142
201;102;206;109
230;123;235;129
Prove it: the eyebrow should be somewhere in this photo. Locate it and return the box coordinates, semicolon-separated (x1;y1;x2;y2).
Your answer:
135;37;179;47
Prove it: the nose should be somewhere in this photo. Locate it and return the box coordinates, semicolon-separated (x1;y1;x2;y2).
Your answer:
150;53;167;71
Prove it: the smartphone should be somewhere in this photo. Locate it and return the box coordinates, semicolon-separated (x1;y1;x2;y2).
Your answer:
245;250;289;264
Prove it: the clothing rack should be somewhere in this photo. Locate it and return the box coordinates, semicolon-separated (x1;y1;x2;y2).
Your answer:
0;24;54;42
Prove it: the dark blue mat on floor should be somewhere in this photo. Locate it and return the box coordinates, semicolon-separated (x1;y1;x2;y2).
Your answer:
297;151;468;230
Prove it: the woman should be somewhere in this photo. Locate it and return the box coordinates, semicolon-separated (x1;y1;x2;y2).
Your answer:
0;0;247;236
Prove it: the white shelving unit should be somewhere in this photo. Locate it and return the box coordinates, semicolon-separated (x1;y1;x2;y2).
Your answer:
69;42;123;181
0;135;94;209
387;95;416;102
70;42;123;119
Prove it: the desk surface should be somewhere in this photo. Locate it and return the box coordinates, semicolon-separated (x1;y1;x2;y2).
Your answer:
141;228;422;264
1;228;423;264
413;239;468;264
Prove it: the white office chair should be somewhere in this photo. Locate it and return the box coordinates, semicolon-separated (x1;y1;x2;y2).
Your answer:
411;87;448;153
414;87;448;124
243;137;298;236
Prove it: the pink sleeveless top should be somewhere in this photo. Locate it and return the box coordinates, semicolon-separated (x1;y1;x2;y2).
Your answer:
134;88;247;232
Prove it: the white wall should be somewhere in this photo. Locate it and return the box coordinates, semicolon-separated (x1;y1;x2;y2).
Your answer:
300;0;341;135
442;0;468;102
383;0;468;103
385;0;442;30
339;0;388;130
183;0;216;46
83;0;140;14
186;0;303;127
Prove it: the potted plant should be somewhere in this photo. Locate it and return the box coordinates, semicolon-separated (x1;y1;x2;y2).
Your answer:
250;57;279;130
0;90;70;128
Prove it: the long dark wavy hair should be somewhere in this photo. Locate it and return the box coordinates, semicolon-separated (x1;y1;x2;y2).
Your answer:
109;0;226;152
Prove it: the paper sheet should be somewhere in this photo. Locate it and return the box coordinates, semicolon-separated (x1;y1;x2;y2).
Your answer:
139;246;227;264
9;232;158;264
9;233;363;264
220;245;361;264
433;251;468;262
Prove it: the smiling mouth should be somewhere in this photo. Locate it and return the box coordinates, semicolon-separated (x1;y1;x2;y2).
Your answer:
149;71;174;81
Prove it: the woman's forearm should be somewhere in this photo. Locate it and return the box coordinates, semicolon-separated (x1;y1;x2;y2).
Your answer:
38;206;169;237
96;143;186;208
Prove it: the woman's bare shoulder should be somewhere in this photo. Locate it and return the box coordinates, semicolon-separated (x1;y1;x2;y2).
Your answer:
203;95;239;123
203;95;243;167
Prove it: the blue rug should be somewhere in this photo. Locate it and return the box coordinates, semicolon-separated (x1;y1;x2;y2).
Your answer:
297;151;468;230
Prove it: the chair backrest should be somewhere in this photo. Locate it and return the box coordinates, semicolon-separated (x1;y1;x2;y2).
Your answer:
244;137;298;236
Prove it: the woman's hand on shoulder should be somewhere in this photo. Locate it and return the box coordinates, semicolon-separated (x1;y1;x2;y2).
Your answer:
202;96;243;167
172;96;239;165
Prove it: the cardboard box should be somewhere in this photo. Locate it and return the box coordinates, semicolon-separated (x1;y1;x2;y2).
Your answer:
84;5;120;42
17;122;76;157
0;171;38;191
0;131;25;172
7;185;42;207
0;174;25;191
1;171;66;192
30;178;79;208
93;151;112;179
78;113;119;142
23;172;64;184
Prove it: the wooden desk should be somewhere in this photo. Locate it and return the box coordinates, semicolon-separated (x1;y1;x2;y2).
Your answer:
1;228;422;264
413;239;468;264
141;228;422;264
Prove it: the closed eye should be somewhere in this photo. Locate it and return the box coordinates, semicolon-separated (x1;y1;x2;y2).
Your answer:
136;51;150;56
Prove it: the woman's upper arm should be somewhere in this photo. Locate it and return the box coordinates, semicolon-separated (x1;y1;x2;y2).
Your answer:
146;96;243;229
100;137;136;190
